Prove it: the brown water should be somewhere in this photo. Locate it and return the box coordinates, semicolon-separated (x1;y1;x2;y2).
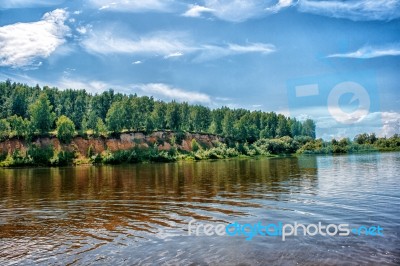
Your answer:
0;153;399;265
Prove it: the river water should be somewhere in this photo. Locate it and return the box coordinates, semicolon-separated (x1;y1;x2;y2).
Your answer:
0;153;399;265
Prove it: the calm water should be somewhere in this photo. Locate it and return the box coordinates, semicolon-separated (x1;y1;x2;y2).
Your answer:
0;153;399;265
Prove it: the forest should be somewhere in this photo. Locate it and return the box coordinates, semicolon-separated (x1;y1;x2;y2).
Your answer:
0;79;399;167
0;79;316;141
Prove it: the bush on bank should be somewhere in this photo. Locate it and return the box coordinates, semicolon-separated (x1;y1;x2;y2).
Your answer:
0;134;399;167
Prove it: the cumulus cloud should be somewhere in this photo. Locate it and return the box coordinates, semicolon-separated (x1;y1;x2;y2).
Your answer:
298;0;400;21
328;44;400;59
0;9;70;68
380;112;400;137
90;0;174;12
135;83;211;103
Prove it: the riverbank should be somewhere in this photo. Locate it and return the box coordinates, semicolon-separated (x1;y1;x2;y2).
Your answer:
0;131;399;167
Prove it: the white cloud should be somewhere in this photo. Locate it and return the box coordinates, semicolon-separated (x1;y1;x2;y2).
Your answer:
182;0;296;22
328;44;400;59
164;52;184;59
182;0;399;22
132;60;142;64
194;43;276;62
380;112;400;137
291;107;400;139
82;30;193;56
266;0;294;13
56;77;211;103
135;83;211;103
76;27;87;34
0;9;70;68
185;0;268;22
279;0;294;7
182;5;214;18
228;43;276;53
56;77;118;94
76;25;92;35
90;0;173;12
81;29;275;61
0;0;64;9
298;0;400;21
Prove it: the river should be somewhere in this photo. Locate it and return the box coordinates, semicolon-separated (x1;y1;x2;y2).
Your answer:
0;153;399;265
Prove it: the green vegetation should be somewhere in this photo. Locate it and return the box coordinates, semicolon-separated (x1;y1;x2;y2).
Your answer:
56;115;75;144
0;79;399;167
298;133;400;154
29;92;55;135
0;79;315;141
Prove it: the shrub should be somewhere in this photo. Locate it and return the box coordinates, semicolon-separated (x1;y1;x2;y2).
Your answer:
194;143;239;160
87;145;95;158
0;119;10;141
243;142;258;156
0;152;7;162
51;150;76;166
191;139;200;152
0;150;33;167
175;131;185;145
56;115;75;144
27;145;54;165
150;150;176;162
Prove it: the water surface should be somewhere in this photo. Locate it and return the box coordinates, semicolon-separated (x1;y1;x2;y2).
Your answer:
0;153;399;265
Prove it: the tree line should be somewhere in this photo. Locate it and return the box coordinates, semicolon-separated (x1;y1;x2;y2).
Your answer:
0;80;316;142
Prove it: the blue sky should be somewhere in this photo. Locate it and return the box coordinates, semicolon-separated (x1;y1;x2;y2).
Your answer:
0;0;399;139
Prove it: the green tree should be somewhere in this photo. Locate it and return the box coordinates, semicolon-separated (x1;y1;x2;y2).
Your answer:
166;101;181;131
276;115;290;137
7;115;29;139
7;85;29;118
56;115;76;144
152;101;167;130
29;92;55;135
85;110;99;133
0;119;10;140
289;118;303;137
96;118;107;136
302;119;316;139
234;118;247;142
129;96;141;131
222;111;236;138
106;100;127;132
210;108;225;135
180;102;191;131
